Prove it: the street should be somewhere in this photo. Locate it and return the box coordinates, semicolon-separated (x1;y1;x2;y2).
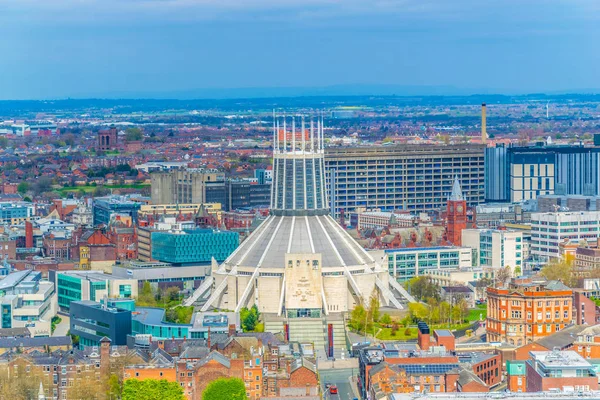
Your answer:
320;368;358;400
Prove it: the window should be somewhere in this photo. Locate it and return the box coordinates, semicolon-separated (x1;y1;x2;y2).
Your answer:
538;325;543;333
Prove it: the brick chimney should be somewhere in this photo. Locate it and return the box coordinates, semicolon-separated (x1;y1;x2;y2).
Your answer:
207;327;211;349
25;221;33;248
99;337;111;375
417;321;430;351
228;324;236;337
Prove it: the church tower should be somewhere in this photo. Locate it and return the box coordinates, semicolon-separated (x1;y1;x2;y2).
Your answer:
446;176;467;246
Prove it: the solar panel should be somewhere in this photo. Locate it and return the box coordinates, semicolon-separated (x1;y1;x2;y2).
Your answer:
394;363;459;375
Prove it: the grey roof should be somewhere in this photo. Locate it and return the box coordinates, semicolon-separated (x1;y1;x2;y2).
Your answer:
449;176;464;201
223;214;377;269
535;325;586;350
545;280;571;291
196;351;230;369
435;329;454;337
457;367;487;388
291;357;316;374
0;327;30;338
0;336;72;348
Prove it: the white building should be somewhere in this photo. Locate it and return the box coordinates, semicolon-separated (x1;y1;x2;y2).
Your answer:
462;229;523;273
530;211;600;261
383;246;473;282
0;270;57;337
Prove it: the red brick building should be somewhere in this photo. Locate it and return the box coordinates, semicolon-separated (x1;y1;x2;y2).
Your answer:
526;350;598;392
446;176;467;246
487;278;574;345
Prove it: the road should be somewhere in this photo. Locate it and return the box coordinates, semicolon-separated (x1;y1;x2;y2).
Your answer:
320;368;358;400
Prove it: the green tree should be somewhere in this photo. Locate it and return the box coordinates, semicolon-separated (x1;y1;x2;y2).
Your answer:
380;313;392;326
108;373;122;399
406;276;440;302
540;258;578;288
125;127;143;142
202;377;247;400
349;303;367;333
368;290;380;323
408;302;429;323
17;182;29;194
122;379;184;400
240;305;260;332
0;137;8;149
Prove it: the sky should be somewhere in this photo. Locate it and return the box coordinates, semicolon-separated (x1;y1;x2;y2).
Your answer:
0;0;599;99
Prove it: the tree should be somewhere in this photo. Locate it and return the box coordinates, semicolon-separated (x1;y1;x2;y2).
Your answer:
475;277;493;299
368;290;380;323
380;313;392;326
125;127;143;142
349;303;367;333
408;302;429;323
240;305;260;332
540;258;578;288
406;276;440;302
0;137;8;149
202;377;247;400
32;176;52;195
495;266;512;287
17;182;29;194
122;379;184;400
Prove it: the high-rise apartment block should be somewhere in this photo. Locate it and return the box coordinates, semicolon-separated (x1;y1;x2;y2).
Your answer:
151;168;226;206
485;144;600;202
325;144;485;216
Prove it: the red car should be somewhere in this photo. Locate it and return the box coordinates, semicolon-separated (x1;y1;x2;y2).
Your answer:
330;385;338;395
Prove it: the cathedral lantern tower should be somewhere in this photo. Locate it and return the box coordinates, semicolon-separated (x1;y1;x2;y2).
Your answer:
446;176;467;246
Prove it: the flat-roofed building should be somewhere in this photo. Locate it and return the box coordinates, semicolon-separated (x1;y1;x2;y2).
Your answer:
462;228;523;274
531;211;600;261
385;246;473;282
526;350;598;392
325;144;485;217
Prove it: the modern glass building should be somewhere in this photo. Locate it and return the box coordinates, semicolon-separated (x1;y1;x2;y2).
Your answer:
0;202;35;224
385;246;473;282
485;143;600;202
70;300;132;348
151;229;239;265
53;271;137;313
93;196;141;226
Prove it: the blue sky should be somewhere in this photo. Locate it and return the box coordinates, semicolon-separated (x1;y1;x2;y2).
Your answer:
1;0;599;99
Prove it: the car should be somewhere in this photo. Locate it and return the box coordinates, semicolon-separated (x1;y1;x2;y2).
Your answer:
330;385;338;394
325;383;331;389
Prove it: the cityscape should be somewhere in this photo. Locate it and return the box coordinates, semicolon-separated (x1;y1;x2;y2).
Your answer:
2;1;600;400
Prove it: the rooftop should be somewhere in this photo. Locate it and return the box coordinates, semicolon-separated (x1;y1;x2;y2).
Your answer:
531;350;593;369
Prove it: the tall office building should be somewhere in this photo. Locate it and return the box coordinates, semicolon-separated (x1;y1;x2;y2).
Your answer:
485;145;508;202
150;168;226;206
485;144;600;202
324;144;485;216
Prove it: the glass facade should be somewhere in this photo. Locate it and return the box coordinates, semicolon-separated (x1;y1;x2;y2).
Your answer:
151;229;239;264
387;248;462;282
57;275;82;311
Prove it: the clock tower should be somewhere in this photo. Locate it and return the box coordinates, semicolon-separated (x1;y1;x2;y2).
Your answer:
446;176;467;246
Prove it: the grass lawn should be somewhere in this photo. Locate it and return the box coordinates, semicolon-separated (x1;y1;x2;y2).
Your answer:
58;184;150;194
468;304;487;322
